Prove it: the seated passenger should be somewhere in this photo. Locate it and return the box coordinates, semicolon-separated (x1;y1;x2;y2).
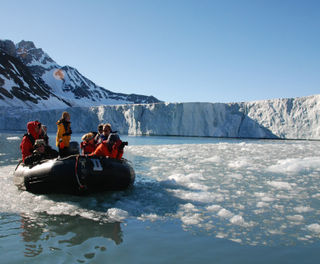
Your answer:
96;123;112;145
90;133;128;160
20;120;41;162
80;132;96;155
39;124;57;155
24;139;58;165
94;124;104;145
39;124;49;145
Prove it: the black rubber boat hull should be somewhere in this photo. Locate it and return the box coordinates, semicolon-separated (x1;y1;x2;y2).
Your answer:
14;155;135;195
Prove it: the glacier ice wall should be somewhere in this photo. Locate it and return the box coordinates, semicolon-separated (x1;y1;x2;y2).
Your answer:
1;95;319;140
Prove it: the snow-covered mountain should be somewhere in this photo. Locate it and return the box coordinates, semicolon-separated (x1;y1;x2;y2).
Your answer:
0;40;160;111
1;94;319;140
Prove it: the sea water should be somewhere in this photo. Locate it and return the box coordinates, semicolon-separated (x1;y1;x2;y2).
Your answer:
0;132;320;263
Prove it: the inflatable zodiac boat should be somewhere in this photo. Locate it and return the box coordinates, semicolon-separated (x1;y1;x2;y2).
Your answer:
14;154;135;195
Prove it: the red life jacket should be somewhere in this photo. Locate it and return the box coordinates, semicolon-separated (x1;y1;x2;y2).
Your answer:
80;141;96;155
90;139;123;160
90;140;116;158
20;121;40;162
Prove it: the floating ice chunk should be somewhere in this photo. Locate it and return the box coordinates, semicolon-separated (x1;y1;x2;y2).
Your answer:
287;215;304;222
254;192;267;197
257;202;269;208
230;238;242;244
267;181;293;190
216;232;227;239
228;158;250;169
6;136;20;141
273;204;284;211
181;214;202;225
186;182;209;191
168;174;185;182
276;194;292;199
169;189;215;203
181;203;197;211
138;213;161;222
168;172;204;184
294;206;313;213
200;156;222;163
107;208;129;222
312;193;320;198
217;208;233;219
268;229;285;235
150;166;160;171
228;173;243;180
206;205;222;212
160;179;179;187
307;223;320;234
261;196;275;202
45;203;79;216
267;157;320;174
178;203;202;225
229;215;245;226
79;211;99;221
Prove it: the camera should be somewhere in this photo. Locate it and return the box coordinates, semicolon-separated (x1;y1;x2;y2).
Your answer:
119;141;128;149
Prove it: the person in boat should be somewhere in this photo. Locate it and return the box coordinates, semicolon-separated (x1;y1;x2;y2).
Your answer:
80;132;97;155
90;133;128;160
56;111;72;158
39;124;59;158
39;124;49;145
24;139;58;165
94;123;104;144
96;123;113;145
20;120;41;162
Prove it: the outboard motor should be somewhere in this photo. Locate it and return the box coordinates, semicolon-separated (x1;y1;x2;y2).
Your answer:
69;141;80;155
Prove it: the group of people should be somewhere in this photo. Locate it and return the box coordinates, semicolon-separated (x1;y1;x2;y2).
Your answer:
80;123;127;160
20;111;127;165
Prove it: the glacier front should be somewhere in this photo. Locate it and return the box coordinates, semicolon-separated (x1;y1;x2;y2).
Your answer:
1;94;319;140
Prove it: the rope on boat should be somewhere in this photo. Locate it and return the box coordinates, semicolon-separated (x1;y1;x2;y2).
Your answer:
75;155;87;191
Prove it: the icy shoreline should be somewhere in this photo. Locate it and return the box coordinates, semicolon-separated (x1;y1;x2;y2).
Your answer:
1;94;319;140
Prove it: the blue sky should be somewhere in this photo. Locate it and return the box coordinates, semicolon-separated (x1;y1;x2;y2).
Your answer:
1;0;319;103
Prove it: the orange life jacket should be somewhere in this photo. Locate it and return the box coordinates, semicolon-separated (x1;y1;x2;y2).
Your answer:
90;139;123;160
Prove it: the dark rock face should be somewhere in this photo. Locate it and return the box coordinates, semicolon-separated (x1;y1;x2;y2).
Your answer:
0;40;16;57
0;50;72;107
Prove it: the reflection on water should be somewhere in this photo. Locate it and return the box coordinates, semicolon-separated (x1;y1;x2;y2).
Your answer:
19;213;122;259
20;213;123;245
